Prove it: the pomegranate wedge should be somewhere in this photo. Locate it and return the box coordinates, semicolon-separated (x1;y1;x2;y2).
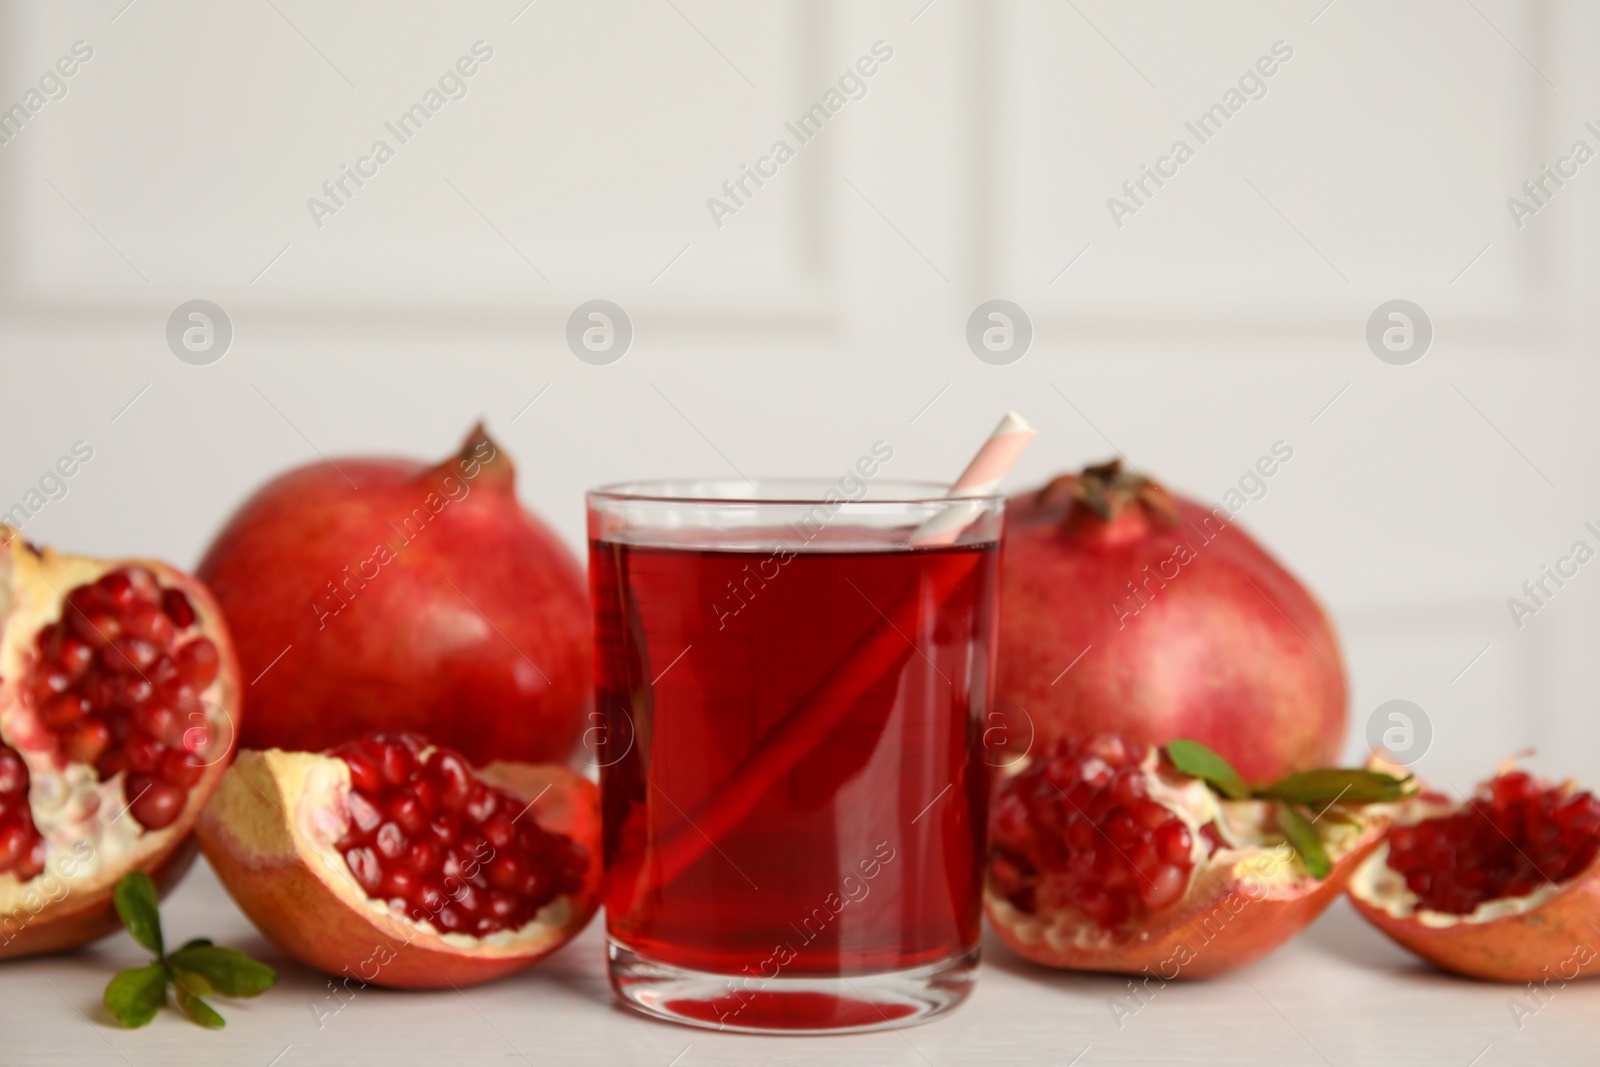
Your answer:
197;733;600;988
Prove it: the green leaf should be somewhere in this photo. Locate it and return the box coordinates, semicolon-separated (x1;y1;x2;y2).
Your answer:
104;963;169;1029
177;938;214;953
112;872;163;957
1255;769;1411;805
168;946;277;999
1276;804;1331;880
175;989;226;1029
1165;739;1251;799
171;967;215;998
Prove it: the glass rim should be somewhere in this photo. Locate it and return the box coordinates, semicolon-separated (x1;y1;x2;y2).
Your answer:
586;477;1004;507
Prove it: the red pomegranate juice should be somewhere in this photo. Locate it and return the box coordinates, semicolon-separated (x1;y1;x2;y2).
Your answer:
591;535;998;981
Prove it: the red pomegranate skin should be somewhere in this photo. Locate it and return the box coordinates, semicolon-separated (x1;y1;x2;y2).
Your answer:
997;463;1346;784
198;426;590;767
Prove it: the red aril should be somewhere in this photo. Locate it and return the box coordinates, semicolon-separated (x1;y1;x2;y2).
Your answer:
987;733;1387;978
197;732;600;988
0;530;239;958
1349;766;1600;981
197;424;590;767
997;460;1346;783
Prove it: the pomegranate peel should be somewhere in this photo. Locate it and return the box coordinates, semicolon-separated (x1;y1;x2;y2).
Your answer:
196;739;600;989
987;735;1399;978
0;531;239;958
1348;767;1600;982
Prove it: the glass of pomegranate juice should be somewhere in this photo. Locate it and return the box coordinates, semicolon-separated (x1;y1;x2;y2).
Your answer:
588;479;1002;1033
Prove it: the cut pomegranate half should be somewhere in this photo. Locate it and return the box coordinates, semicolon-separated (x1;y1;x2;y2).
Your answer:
1348;767;1600;981
987;734;1389;978
196;733;600;988
0;531;240;957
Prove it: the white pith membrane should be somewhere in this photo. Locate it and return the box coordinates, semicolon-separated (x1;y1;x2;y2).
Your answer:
262;749;574;952
0;538;232;917
1348;794;1575;929
992;746;1373;952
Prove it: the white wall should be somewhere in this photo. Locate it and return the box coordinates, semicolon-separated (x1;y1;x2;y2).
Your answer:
2;0;1596;788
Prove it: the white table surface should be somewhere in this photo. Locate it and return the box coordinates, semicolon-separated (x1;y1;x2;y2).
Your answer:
4;858;1594;1066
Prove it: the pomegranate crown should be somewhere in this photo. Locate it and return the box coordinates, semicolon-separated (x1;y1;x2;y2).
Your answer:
1037;459;1179;526
427;422;514;494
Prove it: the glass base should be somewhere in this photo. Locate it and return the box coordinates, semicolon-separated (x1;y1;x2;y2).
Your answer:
607;939;979;1035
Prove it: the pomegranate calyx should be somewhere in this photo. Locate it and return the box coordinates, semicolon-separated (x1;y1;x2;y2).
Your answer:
1057;459;1180;527
429;421;514;495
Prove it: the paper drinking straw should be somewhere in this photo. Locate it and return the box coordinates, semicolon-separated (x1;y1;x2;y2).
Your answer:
611;414;1037;914
910;411;1037;546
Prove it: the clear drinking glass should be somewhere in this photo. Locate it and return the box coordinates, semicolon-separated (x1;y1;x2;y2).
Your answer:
587;478;1003;1034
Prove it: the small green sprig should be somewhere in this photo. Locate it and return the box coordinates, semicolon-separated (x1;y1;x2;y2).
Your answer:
1164;739;1412;879
103;872;276;1029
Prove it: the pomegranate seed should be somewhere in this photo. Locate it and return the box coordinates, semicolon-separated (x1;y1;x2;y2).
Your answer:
161;588;196;628
0;820;31;873
416;882;446;913
127;775;186;830
376;822;405;859
339;750;382;795
370;736;415;786
989;734;1197;929
405;840;440;873
464;783;498;822
390;794;428;835
174;639;220;689
56;637;94;678
147;655;179;686
70;610;120;648
63;719;112;765
160;749;205;788
487;890;517;920
331;732;588;937
383;867;418;900
98;572;134;606
155;679;200;719
42;692;91;728
15;837;46;881
107;638;161;674
1388;773;1600;914
346;792;383;835
451;883;481;915
32;666;71;703
1137;863;1188;909
428;813;457;846
1157;821;1193;864
124;735;164;777
123;602;175;646
0;751;27;796
132;704;180;747
346;847;383;894
82;673;118;710
431;751;472;809
112;676;155;708
24;572;219;836
482;815;514;851
486;853;524;890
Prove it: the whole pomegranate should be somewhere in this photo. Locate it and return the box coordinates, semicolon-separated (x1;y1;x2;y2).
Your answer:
198;425;590;767
987;733;1392;978
997;459;1346;783
197;731;599;988
1349;765;1600;981
0;530;239;957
